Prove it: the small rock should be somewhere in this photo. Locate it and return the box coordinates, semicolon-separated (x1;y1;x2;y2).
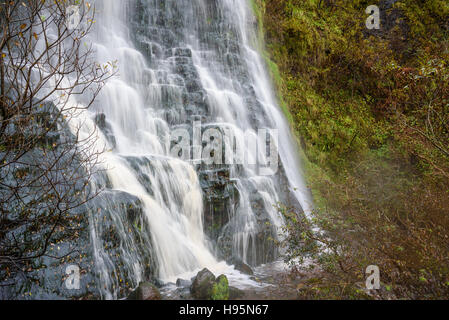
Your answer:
94;113;107;130
128;282;161;300
233;260;254;275
176;278;192;287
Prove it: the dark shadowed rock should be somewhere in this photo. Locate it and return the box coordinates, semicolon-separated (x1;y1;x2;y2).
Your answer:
176;278;192;287
190;269;231;300
229;286;245;300
234;260;254;275
128;282;162;300
190;268;216;300
94;113;117;149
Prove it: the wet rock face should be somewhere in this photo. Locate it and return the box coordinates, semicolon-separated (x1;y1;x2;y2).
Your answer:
199;166;239;241
129;0;272;128
88;189;157;298
125;0;287;269
131;1;212;126
196;155;280;267
0;187;159;300
94;113;117;149
125;0;308;271
0;101;100;300
0;209;98;300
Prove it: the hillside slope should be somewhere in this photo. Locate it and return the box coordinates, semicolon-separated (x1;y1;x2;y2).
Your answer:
256;0;449;299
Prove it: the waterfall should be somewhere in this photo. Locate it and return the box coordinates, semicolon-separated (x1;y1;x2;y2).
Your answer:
71;0;312;299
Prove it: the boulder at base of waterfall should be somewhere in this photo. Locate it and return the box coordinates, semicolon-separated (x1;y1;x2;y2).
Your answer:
191;269;230;300
128;282;162;300
233;259;254;276
190;268;216;300
211;275;229;300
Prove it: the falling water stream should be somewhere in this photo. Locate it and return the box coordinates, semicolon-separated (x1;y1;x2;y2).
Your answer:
69;0;312;299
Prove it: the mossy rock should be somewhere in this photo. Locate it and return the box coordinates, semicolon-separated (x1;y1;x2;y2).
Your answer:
191;268;216;300
211;275;229;300
191;269;230;300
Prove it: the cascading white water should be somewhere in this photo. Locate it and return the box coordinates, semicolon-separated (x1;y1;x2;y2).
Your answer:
69;0;312;299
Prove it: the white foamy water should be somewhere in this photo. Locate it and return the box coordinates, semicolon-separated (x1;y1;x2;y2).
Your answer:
64;0;312;299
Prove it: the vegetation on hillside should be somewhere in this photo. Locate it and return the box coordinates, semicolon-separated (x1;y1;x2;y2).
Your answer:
255;0;449;299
